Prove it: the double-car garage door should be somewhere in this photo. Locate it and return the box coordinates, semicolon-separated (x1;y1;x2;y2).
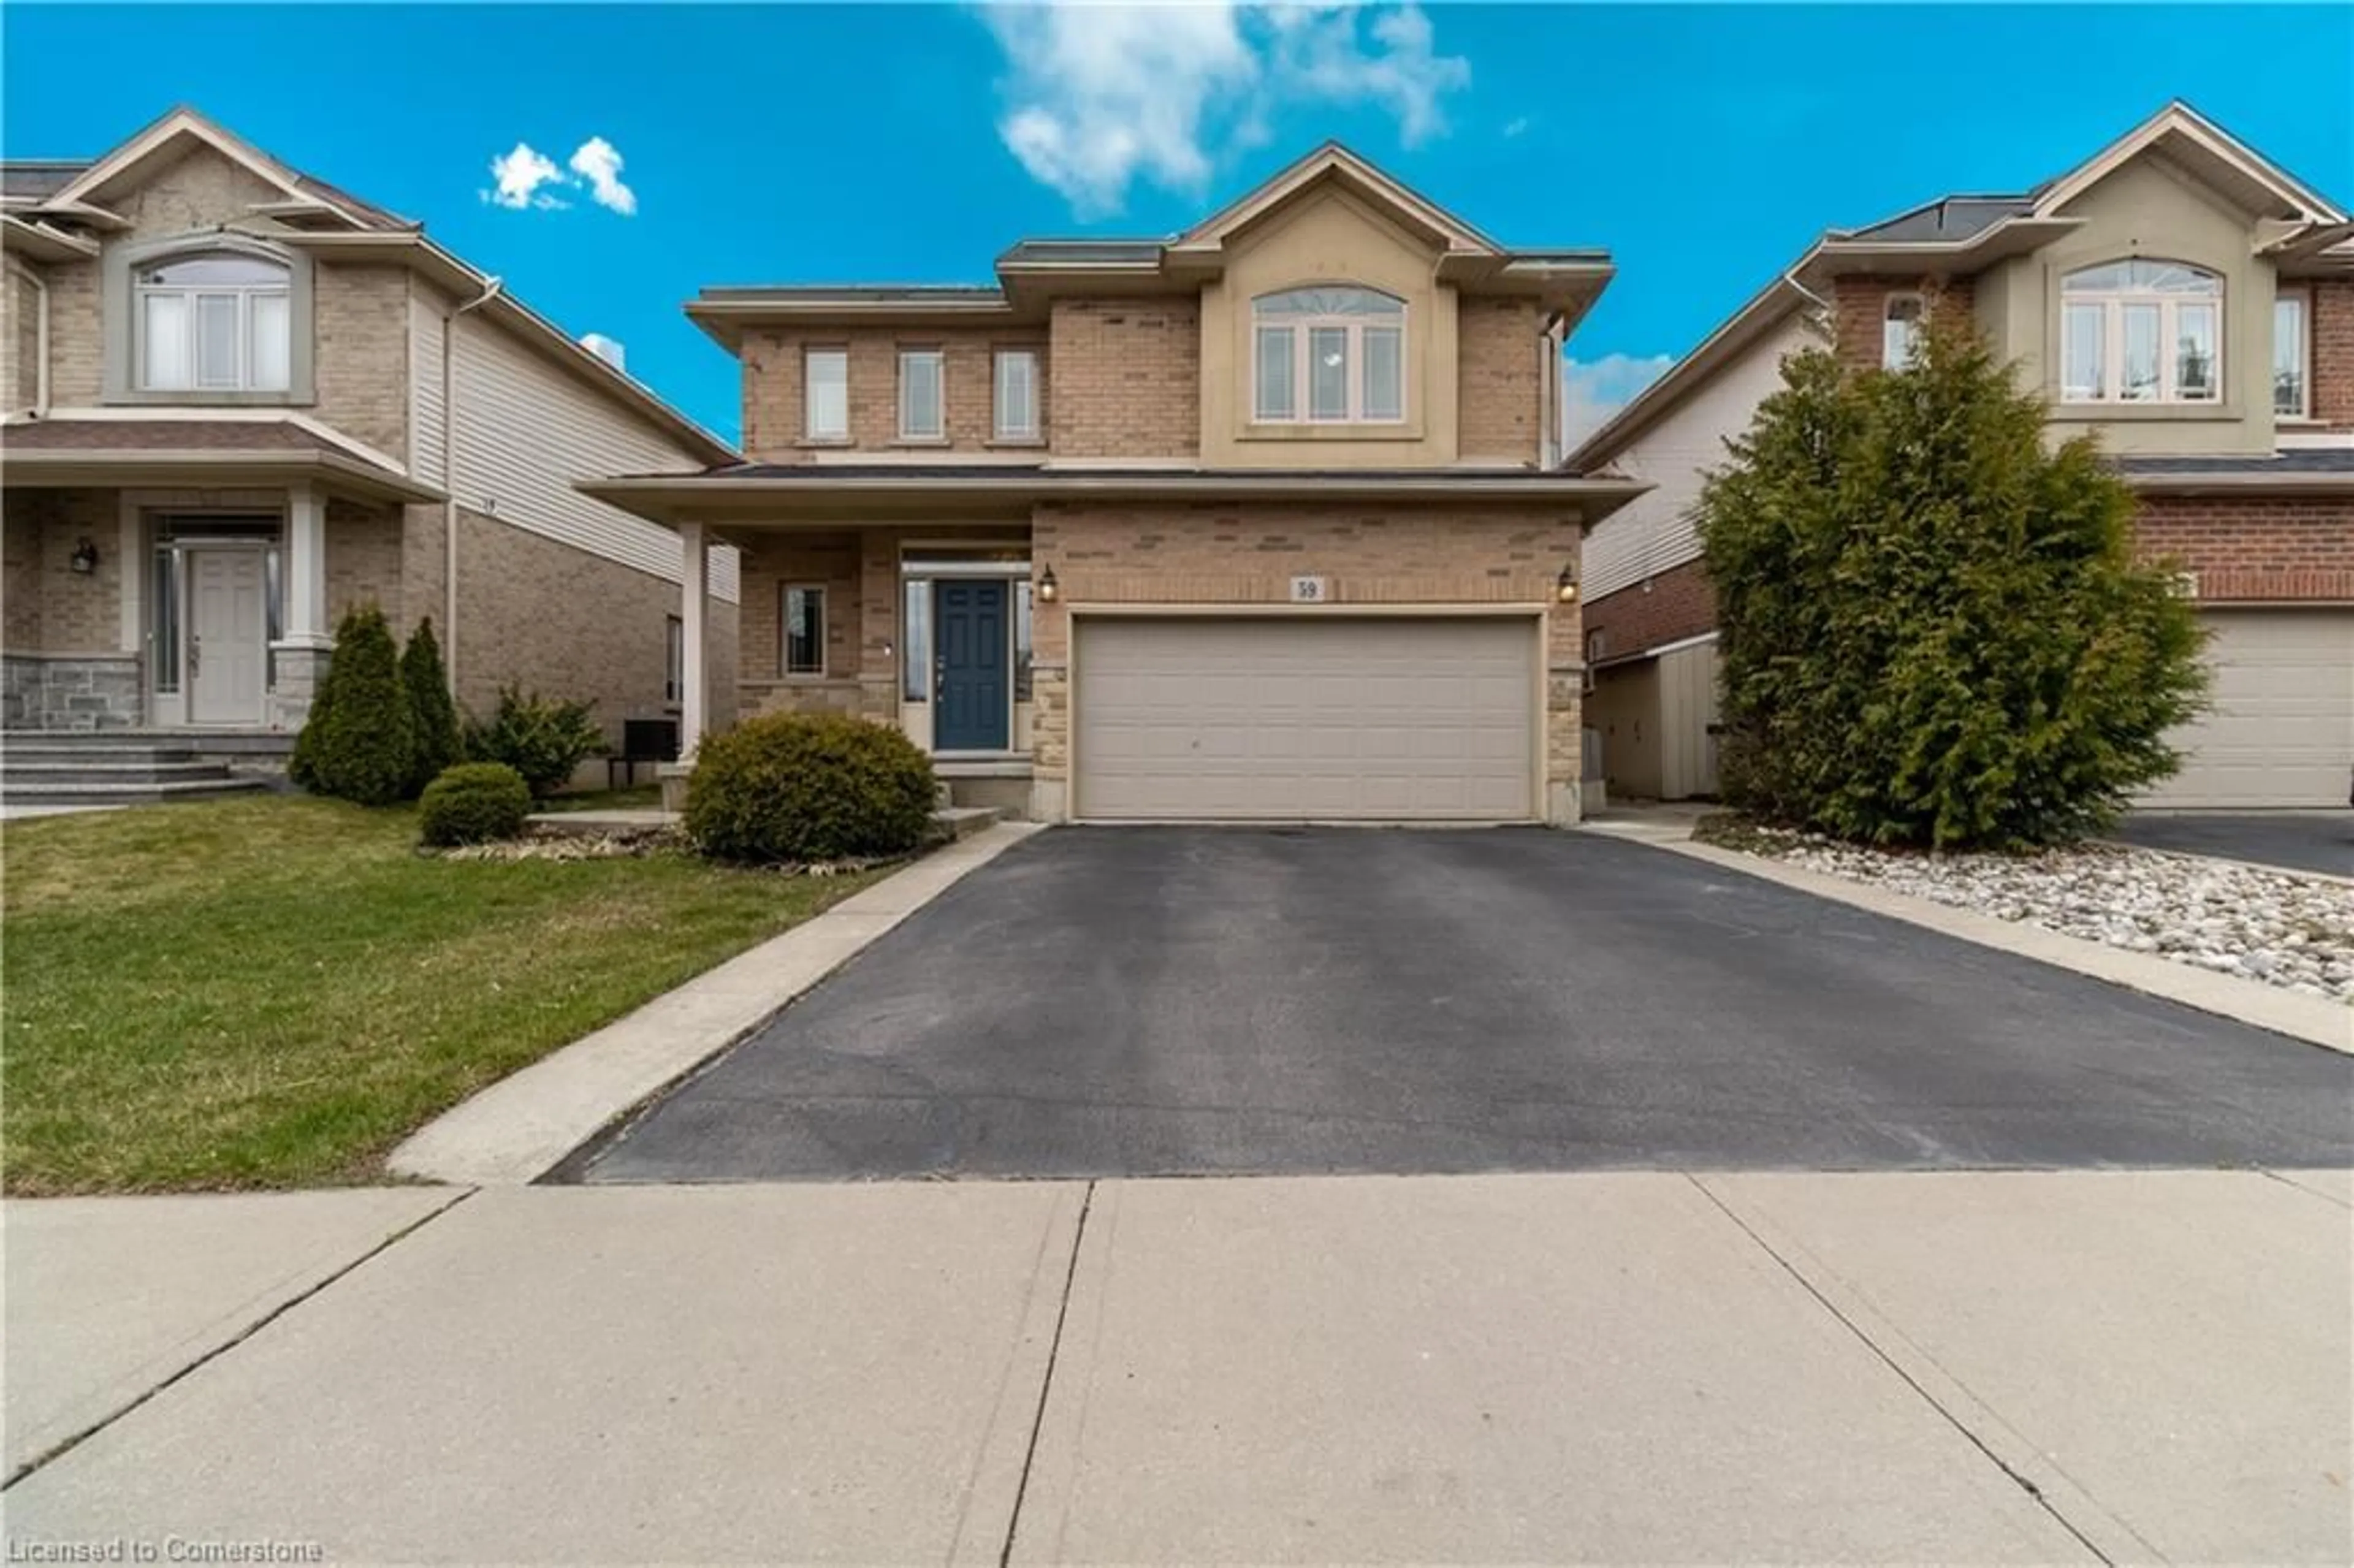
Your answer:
2142;608;2354;809
1073;615;1538;821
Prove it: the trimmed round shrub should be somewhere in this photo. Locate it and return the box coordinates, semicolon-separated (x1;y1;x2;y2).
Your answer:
418;763;534;848
685;713;937;864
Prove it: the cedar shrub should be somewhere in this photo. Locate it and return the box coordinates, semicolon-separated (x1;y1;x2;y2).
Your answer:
400;617;463;798
1697;316;2207;850
292;605;415;807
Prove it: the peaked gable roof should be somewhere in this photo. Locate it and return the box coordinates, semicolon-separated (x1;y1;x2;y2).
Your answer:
2031;99;2344;224
1170;140;1503;256
21;106;411;231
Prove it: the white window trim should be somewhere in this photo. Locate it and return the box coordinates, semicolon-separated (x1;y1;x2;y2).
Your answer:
992;348;1040;442
897;348;946;442
804;347;849;442
665;613;684;704
1882;292;1925;371
781;582;828;678
1250;292;1408;425
2059;263;2225;406
2275;287;2312;421
134;259;291;394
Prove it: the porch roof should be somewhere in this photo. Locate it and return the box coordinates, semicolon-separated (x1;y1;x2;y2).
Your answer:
2116;448;2354;495
579;463;1651;528
1;417;443;504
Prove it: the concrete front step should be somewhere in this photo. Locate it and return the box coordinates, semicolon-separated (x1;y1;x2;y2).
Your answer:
2;759;229;785
2;731;295;758
2;776;269;807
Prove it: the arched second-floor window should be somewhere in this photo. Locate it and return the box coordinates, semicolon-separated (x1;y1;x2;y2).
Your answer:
135;251;292;392
1252;285;1404;424
2060;259;2220;405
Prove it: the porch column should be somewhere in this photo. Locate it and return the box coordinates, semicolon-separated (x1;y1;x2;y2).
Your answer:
282;482;330;647
679;519;708;759
267;482;333;733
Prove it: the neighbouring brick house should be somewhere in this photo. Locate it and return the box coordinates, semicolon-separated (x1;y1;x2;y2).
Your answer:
590;145;1642;823
1572;102;2353;809
2;107;739;762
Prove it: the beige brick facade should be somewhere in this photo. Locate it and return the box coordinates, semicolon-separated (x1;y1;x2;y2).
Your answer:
740;328;1049;462
454;508;739;742
2;264;39;414
1456;297;1545;463
1046;299;1200;460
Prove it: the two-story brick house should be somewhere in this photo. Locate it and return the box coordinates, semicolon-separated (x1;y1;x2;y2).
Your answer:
1;108;741;790
592;145;1642;823
1572;102;2353;809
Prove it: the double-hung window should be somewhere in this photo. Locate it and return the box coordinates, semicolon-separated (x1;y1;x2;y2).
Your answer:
1252;286;1405;424
994;349;1040;441
804;348;848;440
135;253;291;392
2274;291;2310;419
899;348;945;440
2060;260;2222;405
782;585;826;676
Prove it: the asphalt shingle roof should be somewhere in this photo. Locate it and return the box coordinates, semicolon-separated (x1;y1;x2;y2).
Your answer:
2114;449;2354;476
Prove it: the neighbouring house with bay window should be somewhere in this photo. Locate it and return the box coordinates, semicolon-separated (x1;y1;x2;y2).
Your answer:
590;142;1643;823
1572;102;2354;809
2;108;738;801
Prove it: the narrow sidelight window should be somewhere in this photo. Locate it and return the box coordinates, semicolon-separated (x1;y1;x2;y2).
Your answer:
899;349;944;440
1882;295;1924;370
994;349;1039;440
2274;293;2309;418
805;349;848;441
783;585;826;676
665;614;684;702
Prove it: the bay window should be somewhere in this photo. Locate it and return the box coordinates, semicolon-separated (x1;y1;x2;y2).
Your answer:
2059;261;2222;405
1252;286;1405;424
135;253;291;392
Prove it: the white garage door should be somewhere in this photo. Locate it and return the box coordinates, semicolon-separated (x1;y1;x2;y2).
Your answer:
2141;608;2354;809
1074;616;1537;821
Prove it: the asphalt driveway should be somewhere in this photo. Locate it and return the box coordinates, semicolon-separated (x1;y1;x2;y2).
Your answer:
569;828;2354;1183
2115;811;2353;878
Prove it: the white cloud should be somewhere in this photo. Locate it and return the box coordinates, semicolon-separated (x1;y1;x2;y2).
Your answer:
568;136;637;216
1503;115;1531;139
982;2;1470;216
1562;353;1675;452
481;135;638;216
485;142;568;210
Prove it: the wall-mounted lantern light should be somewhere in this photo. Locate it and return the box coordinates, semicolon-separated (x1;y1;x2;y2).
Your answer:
1037;564;1059;604
69;538;99;576
1556;563;1579;604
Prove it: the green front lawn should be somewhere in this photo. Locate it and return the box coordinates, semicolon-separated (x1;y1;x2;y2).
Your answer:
2;796;885;1194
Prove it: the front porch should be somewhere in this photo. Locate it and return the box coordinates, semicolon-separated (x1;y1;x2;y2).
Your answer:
685;524;1042;811
2;475;425;737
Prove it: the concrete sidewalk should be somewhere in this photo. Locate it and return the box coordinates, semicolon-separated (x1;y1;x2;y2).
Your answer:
6;1170;2348;1564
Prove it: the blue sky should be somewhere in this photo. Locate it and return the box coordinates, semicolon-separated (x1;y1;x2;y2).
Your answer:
6;4;2348;447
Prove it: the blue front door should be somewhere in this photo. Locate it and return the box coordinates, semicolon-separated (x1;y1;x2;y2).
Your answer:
934;580;1009;752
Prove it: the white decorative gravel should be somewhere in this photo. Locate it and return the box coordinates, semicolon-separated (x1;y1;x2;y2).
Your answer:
1720;825;2354;1006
